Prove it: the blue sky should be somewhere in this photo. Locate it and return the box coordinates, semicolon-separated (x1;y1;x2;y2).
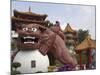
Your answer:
12;1;96;39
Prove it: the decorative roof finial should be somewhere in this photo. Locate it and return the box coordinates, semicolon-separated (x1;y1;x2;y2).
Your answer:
29;6;31;12
87;34;91;39
67;23;69;25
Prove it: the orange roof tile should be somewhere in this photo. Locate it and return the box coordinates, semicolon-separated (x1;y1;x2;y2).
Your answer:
75;35;96;51
64;23;76;33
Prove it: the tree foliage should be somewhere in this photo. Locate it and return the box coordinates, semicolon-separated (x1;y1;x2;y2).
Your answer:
77;29;89;44
45;20;54;28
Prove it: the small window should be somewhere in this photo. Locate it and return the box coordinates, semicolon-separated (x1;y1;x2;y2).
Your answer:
31;60;36;68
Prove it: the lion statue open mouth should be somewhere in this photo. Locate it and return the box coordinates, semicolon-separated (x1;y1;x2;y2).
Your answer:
16;23;45;50
13;23;77;67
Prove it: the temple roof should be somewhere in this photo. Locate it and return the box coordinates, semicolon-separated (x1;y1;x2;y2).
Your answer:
13;10;47;20
75;35;96;51
12;16;47;25
64;23;76;33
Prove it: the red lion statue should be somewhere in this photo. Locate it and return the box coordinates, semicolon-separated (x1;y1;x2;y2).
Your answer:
12;23;77;67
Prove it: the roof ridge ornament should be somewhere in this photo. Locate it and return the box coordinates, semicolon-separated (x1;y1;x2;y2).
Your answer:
29;6;31;13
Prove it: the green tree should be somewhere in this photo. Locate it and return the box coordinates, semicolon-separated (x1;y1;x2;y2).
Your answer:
45;20;54;28
45;20;50;27
77;29;89;44
48;23;54;27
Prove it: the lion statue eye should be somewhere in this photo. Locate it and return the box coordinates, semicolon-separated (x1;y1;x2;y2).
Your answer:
22;27;28;31
31;28;37;32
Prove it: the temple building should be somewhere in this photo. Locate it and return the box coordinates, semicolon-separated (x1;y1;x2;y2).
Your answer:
11;7;48;30
75;35;96;69
63;23;77;55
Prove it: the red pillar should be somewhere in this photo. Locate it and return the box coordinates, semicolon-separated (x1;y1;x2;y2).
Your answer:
79;51;82;69
89;49;92;65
